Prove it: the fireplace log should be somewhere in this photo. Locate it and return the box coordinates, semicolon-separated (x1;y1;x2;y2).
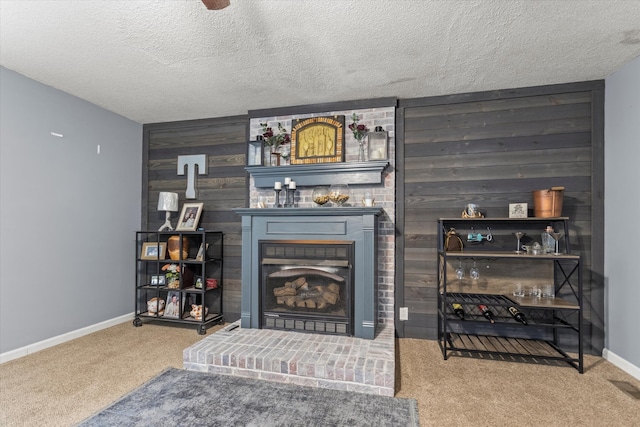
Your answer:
274;280;340;309
312;285;339;305
274;286;297;297
291;277;307;289
328;282;340;294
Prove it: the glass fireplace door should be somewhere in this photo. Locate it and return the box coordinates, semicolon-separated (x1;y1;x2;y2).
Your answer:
259;240;354;335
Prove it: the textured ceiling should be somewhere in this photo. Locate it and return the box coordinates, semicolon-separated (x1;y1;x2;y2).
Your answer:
1;0;639;124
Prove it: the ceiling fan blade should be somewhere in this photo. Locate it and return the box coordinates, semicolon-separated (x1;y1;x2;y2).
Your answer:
202;0;230;10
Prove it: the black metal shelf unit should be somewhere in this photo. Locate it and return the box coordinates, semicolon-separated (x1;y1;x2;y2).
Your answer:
437;218;583;373
134;230;224;334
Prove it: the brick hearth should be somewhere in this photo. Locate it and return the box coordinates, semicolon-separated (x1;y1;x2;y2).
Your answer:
183;321;395;396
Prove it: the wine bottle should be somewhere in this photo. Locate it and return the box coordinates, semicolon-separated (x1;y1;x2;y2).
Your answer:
478;304;495;323
508;306;528;325
452;303;465;320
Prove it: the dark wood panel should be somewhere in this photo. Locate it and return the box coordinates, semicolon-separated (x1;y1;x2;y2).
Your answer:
404;176;592;196
404;161;591;183
396;81;602;353
406;102;591;132
404;91;592;119
405;147;591;170
143;116;247;318
405;132;592;157
405;117;592;144
398;81;603;109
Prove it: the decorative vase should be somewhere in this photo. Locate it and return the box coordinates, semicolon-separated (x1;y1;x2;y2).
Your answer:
166;272;180;289
264;144;273;166
271;150;281;166
280;145;291;166
167;235;189;260
357;140;367;162
329;184;350;206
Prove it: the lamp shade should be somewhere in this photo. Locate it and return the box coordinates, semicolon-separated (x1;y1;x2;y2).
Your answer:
157;192;179;212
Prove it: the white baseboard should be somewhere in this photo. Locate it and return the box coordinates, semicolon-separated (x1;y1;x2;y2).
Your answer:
603;348;640;380
0;313;134;364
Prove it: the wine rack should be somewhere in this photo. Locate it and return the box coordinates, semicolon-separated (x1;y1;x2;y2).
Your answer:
437;218;583;373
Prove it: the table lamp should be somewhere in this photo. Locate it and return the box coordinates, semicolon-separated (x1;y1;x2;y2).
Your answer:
157;192;179;231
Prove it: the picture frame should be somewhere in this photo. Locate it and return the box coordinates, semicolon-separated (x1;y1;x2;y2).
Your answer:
176;202;204;231
150;275;166;286
140;242;167;260
196;243;209;261
509;203;528;218
290;115;345;164
164;291;181;318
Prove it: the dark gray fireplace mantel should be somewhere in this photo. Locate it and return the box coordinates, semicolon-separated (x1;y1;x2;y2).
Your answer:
235;207;383;339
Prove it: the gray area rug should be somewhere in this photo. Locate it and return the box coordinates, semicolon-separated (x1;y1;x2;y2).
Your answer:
78;368;419;427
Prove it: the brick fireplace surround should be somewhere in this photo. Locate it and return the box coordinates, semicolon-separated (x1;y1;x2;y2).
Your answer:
184;105;396;396
184;207;395;396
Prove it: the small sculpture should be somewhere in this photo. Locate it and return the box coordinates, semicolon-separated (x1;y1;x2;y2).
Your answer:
190;304;208;321
148;297;165;316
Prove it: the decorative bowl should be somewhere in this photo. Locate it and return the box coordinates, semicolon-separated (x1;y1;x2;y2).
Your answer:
312;187;330;206
329;184;350;206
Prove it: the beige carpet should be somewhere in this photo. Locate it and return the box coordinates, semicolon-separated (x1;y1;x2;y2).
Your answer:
1;322;639;426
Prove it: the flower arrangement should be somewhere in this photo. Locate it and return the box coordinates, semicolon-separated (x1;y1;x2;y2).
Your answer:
348;113;369;142
260;122;291;148
162;263;180;289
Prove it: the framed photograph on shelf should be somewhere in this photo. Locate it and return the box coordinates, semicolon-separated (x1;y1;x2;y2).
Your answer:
196;243;209;261
163;291;181;318
140;242;167;260
149;275;166;286
290;115;345;164
176;202;204;231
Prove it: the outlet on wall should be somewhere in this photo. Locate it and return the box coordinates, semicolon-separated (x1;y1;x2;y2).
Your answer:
399;307;409;321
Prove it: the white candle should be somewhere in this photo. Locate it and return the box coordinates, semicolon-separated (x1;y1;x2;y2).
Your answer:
284;177;291;185
274;181;282;190
289;181;296;189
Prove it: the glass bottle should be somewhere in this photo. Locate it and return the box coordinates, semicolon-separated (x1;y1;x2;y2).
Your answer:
541;225;555;253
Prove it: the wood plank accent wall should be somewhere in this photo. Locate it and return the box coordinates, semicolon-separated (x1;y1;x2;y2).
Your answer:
396;81;605;354
142;116;248;321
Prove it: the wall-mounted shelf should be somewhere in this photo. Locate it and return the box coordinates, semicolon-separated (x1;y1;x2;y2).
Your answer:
246;161;390;188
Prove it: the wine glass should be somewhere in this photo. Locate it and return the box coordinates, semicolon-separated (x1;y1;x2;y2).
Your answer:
470;261;480;280
513;232;525;254
549;231;564;255
455;260;464;280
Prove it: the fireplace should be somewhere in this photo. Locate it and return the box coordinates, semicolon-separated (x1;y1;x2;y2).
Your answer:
235;207;382;339
260;240;354;335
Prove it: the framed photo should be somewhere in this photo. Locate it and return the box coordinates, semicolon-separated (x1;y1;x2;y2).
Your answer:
141;242;167;260
164;291;181;318
290;115;345;164
150;275;166;286
509;203;528;218
196;243;209;261
176;202;204;231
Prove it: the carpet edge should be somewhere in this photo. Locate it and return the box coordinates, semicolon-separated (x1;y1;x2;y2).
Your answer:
74;367;179;426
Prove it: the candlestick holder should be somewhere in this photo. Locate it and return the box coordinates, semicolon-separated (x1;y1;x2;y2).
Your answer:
284;188;296;208
273;189;282;208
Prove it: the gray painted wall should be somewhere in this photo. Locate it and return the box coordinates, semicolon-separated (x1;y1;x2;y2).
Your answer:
0;67;142;353
604;56;640;370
